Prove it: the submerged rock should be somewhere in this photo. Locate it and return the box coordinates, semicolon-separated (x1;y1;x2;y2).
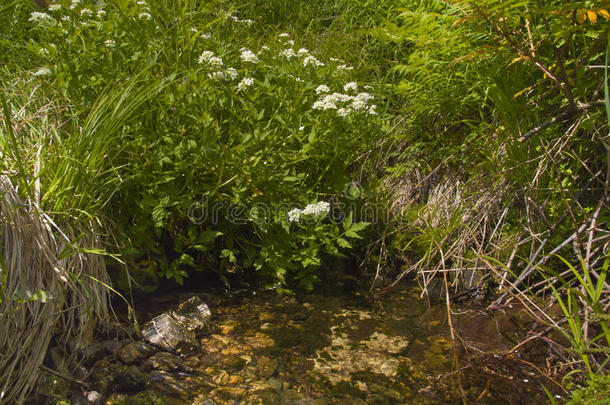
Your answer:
142;296;213;355
118;341;154;364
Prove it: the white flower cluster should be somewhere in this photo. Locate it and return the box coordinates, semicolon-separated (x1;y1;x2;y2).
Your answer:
344;82;358;92
337;64;353;72
80;8;92;17
312;87;377;116
278;33;290;38
29;12;53;23
33;67;52;77
287;201;331;223
69;0;80;10
240;49;258;63
303;55;324;67
198;51;223;67
237;77;254;92
49;4;61;11
315;85;330;94
208;67;239;81
137;1;151;20
280;48;296;59
230;16;254;25
104;39;116;48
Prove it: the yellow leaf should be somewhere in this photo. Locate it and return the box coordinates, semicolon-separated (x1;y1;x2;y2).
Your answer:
598;9;610;19
508;56;525;66
513;85;534;99
577;9;587;24
587;10;597;23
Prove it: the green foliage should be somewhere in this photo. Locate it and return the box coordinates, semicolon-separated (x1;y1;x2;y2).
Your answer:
1;0;381;291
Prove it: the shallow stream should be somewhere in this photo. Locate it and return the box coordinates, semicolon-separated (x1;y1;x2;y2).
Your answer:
101;283;565;404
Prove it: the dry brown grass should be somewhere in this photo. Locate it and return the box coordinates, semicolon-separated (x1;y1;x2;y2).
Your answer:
0;174;112;404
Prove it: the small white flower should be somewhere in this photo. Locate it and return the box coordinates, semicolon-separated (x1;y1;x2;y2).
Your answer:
299;126;305;131
260;45;269;51
301;201;330;217
38;48;49;56
208;71;226;80
312;100;337;111
303;55;324;67
33;67;52;77
237;77;254;92
48;4;61;11
315;85;330;94
29;12;52;23
198;51;214;64
278;33;290;38
287;208;301;222
295;77;303;83
354;92;373;102
201;32;211;39
286;40;294;46
368;105;377;115
337;108;350;117
297;48;309;56
329;57;340;62
104;39;115;48
337;64;353;71
240;49;259;63
137;1;147;5
280;48;296;59
230;16;253;25
61;16;70;22
96;9;106;18
139;12;152;20
199;51;223;67
351;100;366;111
344;82;358;92
69;0;80;10
326;93;352;103
80;8;92;17
208;56;223;67
225;68;239;80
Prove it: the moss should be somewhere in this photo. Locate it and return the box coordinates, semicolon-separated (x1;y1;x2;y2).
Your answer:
565;374;610;405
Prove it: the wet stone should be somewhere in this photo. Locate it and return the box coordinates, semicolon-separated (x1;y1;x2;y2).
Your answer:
256;356;278;379
245;333;275;349
210;386;247;401
118;341;154;364
110;365;147;393
145;351;187;371
213;369;231;385
218;319;239;335
70;390;103;405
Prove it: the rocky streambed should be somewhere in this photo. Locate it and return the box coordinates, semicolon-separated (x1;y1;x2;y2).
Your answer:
36;285;566;404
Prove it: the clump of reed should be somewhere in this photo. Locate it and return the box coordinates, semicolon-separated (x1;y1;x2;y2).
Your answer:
0;73;157;403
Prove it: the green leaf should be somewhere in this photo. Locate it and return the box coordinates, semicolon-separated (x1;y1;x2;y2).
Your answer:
336;237;351;248
198;230;223;244
221;249;236;263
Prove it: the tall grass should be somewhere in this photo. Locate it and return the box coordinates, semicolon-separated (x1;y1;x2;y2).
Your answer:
0;71;163;403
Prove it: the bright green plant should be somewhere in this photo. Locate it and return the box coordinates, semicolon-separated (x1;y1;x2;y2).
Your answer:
545;256;610;377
